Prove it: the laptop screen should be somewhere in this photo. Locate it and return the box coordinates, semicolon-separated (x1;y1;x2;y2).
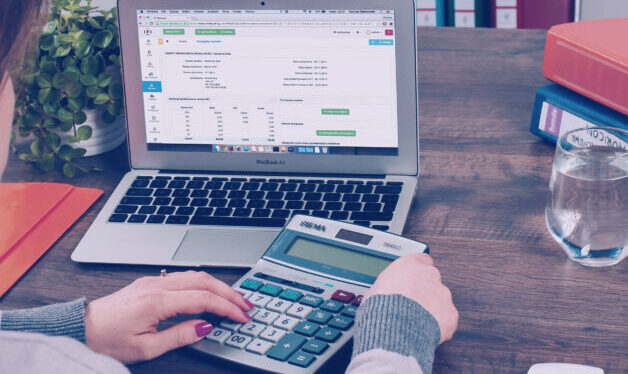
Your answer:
136;9;398;156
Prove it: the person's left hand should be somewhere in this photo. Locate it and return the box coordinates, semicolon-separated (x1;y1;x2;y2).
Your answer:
84;270;254;364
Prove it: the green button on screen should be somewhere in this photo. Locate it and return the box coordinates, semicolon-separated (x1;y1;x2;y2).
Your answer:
321;108;350;115
316;130;356;137
195;29;236;35
163;29;184;35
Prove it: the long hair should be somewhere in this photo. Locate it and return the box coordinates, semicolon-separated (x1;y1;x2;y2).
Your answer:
0;0;46;90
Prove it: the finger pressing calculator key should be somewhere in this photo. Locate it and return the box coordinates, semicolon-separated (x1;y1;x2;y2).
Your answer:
191;215;429;373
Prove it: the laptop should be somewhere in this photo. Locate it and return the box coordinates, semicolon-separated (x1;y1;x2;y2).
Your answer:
71;0;420;267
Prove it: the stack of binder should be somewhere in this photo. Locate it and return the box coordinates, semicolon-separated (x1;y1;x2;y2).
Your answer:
530;18;628;143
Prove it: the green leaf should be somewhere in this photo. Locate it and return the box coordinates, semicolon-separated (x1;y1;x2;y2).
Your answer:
93;93;110;105
64;66;82;82
23;110;42;127
80;55;100;76
108;54;120;66
68;97;85;111
66;135;80;143
30;140;41;156
62;56;78;70
80;74;98;86
43;118;60;129
58;145;74;160
92;30;113;49
39;61;57;75
57;107;74;123
54;44;72;57
75;39;92;59
38;87;52;104
96;72;112;87
52;72;71;90
63;162;76;178
106;101;120;116
88;17;102;30
108;81;123;99
19;153;35;162
20;73;37;85
66;82;83;98
40;34;57;51
86;85;102;98
45;132;62;150
36;74;52;88
58;34;75;44
43;20;58;33
73;148;87;158
37;153;55;172
59;122;73;131
74;111;88;125
76;125;92;140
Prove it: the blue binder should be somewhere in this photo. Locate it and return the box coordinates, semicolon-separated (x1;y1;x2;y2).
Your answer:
530;84;628;144
416;0;447;27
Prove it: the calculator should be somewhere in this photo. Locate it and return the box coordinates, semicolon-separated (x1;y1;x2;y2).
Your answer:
191;215;429;373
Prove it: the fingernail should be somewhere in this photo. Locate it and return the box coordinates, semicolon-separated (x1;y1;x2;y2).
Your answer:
195;322;213;337
244;299;255;309
243;312;252;321
237;291;245;296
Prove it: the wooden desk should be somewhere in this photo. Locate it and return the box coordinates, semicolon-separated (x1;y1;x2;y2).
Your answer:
1;27;626;374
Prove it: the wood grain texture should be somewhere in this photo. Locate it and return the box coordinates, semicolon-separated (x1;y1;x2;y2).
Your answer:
1;27;626;374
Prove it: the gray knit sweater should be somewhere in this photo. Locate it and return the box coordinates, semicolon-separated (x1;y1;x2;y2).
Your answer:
0;294;440;373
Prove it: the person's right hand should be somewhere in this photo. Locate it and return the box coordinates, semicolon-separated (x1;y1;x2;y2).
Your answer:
365;253;459;343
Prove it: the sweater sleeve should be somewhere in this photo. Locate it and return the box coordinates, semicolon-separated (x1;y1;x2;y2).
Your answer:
347;294;441;374
0;298;87;343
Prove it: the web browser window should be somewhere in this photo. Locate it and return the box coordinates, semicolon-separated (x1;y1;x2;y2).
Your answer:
137;9;398;155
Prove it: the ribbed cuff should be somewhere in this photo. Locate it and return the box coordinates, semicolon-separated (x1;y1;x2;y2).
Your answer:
352;294;440;374
0;298;87;343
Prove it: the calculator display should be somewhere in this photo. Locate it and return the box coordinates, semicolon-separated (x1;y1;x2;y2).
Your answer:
285;238;393;278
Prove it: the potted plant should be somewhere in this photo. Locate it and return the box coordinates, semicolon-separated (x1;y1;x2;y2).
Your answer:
12;0;125;177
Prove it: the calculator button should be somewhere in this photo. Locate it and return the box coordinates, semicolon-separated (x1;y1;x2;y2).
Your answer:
320;300;343;313
246;339;273;355
329;315;354;331
288;351;316;368
235;288;253;299
239;321;266;337
302;339;329;355
253;309;280;325
294;321;321;337
267;298;292;313
247;307;260;318
315;327;342;342
266;334;307;361
286;304;313;319
249;293;273;308
352;295;364;306
259;327;286;343
300;294;324;307
273;316;300;331
225;333;252;349
259;283;283;297
331;290;355;303
240;278;263;291
279;289;303;302
341;305;358;318
220;320;244;332
206;328;231;344
307;309;333;325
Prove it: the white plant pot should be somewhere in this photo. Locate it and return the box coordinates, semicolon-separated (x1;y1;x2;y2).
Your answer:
53;107;126;157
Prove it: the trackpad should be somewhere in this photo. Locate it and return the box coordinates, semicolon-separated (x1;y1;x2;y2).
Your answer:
173;228;279;267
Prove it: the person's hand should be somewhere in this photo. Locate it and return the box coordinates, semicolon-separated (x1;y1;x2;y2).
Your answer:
365;253;458;343
85;271;254;364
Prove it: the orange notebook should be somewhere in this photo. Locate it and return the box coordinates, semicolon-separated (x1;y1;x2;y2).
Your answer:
0;183;102;298
543;18;628;116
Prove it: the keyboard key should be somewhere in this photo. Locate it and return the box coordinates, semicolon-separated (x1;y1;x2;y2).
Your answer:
242;182;260;191
288;179;305;183
225;333;252;349
247;191;265;200
285;192;303;200
115;205;138;214
190;198;209;207
193;176;209;181
173;176;190;180
152;197;171;205
249;293;274;308
171;197;190;206
279;289;303;302
157;206;175;215
252;209;271;218
228;190;246;199
350;211;393;222
294;321;320;337
261;182;278;191
126;187;153;196
153;189;171;197
326;180;344;184
373;225;390;231
190;189;209;198
206;327;231;344
363;203;382;211
286;304;313;319
329;315;354;331
136;175;153;180
240;278;263;291
194;207;214;216
240;321;266;337
342;194;360;202
285;201;304;209
265;200;284;209
220;320;244;332
305;201;323;210
341;305;358;318
272;210;290;219
336;184;355;193
211;177;228;181
323;202;342;211
128;214;147;223
266;191;284;200
246;338;273;355
307;309;333;325
233;208;252;217
288;351;316;368
186;181;204;189
355;185;373;194
320;300;343;313
109;214;128;223
300;295;324;308
209;198;228;207
254;309;280;325
352;295;364;306
375;185;402;194
121;196;152;205
267;298;292;313
175;207;194;216
166;215;189;224
316;184;334;193
167;180;186;189
298;184;316;192
266;334;307;362
323;193;341;202
361;194;380;203
259;283;283;297
146;214;166;224
224;182;242;190
259;326;286;343
209;190;227;198
247;199;265;209
279;184;297;192
273;316;300;331
154;176;171;180
228;199;246;208
331;290;355;303
189;216;287;227
315;327;342;342
149;179;168;188
354;220;371;227
311;211;329;218
302;339;329;355
172;189;190;197
250;178;267;182
138;206;157;214
330;211;349;220
304;193;322;201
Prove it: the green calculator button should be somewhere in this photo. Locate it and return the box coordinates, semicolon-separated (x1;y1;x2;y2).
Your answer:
320;299;343;313
294;321;320;337
267;334;307;361
259;283;283;297
240;278;263;291
288;351;316;368
302;339;329;355
300;294;324;307
341;305;358;318
279;289;303;302
329;315;354;331
307;309;333;325
315;327;342;342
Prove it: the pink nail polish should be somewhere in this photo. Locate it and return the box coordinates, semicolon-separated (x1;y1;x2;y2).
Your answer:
195;322;213;337
237;291;245;296
243;312;252;321
244;299;255;309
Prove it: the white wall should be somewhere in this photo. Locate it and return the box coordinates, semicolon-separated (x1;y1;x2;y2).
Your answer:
89;0;117;11
579;0;628;21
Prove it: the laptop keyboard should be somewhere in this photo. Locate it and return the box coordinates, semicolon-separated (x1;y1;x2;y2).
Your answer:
109;175;402;230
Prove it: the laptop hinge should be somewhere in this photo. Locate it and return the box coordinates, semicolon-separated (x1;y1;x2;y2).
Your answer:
155;170;387;179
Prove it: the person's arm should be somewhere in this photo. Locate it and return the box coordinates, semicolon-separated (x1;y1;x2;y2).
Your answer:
0;298;88;342
346;254;459;374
